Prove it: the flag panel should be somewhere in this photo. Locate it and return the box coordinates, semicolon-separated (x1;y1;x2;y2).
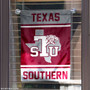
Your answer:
21;10;71;82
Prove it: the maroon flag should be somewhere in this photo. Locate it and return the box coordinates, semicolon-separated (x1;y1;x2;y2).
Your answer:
21;10;71;82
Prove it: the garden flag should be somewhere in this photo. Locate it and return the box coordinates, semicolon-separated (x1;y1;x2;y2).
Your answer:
20;10;71;82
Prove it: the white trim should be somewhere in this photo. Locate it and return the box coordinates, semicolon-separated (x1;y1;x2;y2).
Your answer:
58;80;81;85
21;25;71;28
21;65;70;67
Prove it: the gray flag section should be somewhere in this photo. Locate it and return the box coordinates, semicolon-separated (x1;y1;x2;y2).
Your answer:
21;10;71;24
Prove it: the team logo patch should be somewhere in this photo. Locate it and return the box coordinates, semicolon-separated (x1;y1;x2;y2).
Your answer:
26;30;61;63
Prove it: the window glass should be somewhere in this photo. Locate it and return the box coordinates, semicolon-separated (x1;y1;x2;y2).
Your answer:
9;0;81;89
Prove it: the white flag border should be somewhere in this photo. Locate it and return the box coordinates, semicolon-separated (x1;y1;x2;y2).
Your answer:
21;25;71;28
21;65;70;67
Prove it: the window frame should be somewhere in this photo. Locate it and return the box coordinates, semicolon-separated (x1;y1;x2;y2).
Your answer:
82;0;90;90
0;0;89;90
0;0;9;89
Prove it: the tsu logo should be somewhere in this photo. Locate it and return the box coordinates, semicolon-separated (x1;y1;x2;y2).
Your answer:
26;29;61;63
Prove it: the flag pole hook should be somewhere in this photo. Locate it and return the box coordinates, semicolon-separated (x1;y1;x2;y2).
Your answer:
15;9;21;15
70;8;76;14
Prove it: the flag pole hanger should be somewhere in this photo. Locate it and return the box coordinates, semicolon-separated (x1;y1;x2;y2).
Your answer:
70;8;76;14
15;8;76;15
15;9;21;15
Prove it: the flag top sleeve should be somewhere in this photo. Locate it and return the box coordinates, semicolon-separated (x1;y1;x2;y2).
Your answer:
21;10;71;24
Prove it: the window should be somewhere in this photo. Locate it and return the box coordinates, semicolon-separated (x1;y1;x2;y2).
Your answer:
9;0;81;89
